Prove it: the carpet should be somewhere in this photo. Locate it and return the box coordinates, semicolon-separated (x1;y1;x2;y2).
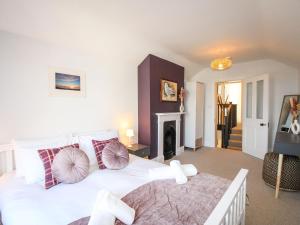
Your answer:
166;148;300;225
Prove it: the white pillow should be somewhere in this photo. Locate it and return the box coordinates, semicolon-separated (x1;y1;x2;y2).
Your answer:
74;130;118;168
13;134;74;184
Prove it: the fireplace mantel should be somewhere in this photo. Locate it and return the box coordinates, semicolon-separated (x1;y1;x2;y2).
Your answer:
156;112;185;116
154;112;185;162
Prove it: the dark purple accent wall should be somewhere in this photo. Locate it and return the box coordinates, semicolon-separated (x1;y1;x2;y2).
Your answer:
138;54;184;159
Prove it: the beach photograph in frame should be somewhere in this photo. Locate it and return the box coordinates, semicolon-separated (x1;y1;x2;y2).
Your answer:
55;73;81;91
49;68;86;97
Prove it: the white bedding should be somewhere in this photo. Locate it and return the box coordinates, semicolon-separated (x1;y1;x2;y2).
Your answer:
0;155;165;225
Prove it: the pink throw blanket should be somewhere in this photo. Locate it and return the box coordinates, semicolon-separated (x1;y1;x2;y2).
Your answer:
69;173;230;225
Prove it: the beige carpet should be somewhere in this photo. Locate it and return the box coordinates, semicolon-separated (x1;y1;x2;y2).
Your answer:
167;148;300;225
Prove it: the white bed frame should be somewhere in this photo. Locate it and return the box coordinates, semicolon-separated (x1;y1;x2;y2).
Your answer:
0;144;14;175
205;168;248;225
0;144;248;225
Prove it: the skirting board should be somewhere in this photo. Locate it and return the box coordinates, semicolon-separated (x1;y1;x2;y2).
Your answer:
177;146;184;155
152;155;165;163
151;146;184;163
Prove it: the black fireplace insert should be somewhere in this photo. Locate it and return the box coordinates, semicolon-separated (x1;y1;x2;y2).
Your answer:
163;121;176;160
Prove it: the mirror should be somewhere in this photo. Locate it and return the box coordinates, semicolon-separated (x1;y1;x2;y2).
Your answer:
277;95;300;132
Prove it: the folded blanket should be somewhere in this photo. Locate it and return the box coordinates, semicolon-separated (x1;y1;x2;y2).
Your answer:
88;210;115;225
170;160;188;184
88;189;135;225
149;164;197;180
70;173;231;225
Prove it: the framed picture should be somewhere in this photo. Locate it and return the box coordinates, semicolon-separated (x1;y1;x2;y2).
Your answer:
160;79;178;102
49;67;86;97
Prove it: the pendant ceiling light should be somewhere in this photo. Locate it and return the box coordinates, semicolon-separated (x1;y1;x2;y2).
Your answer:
210;57;232;71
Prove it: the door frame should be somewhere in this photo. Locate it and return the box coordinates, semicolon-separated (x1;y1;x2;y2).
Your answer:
214;80;243;148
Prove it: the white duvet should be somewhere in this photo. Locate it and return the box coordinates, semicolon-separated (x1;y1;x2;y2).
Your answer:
0;155;165;225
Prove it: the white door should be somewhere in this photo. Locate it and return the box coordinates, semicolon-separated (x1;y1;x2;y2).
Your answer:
242;74;269;159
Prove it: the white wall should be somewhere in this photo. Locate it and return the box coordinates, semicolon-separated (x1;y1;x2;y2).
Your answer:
0;31;202;144
191;59;300;150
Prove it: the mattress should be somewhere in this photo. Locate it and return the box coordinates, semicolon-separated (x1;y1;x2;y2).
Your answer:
0;155;164;225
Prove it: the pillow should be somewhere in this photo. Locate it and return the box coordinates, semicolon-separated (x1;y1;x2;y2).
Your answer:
12;134;73;183
52;147;89;184
75;130;118;168
38;143;79;189
102;140;129;169
92;138;118;169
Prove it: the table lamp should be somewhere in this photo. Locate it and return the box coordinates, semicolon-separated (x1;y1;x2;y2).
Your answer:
126;129;134;147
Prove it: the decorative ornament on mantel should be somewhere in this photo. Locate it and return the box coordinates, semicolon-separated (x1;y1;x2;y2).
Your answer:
210;57;232;71
179;87;185;113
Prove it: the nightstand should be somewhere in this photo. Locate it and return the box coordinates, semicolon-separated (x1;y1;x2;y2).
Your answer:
127;144;150;158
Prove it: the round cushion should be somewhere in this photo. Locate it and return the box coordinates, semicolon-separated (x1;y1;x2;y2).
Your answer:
52;147;90;184
102;140;129;170
262;153;300;191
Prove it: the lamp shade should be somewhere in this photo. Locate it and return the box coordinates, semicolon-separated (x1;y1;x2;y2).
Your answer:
210;57;232;71
126;129;134;137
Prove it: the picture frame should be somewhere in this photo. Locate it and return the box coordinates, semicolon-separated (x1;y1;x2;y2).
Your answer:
160;79;178;102
49;67;86;97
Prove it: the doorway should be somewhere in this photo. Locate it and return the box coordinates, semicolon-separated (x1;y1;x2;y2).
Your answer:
215;80;242;150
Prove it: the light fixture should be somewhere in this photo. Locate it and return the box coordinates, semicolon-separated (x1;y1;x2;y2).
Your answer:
126;129;134;147
210;57;232;71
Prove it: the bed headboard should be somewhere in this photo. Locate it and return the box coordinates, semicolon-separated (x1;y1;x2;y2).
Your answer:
0;144;14;176
0;129;120;176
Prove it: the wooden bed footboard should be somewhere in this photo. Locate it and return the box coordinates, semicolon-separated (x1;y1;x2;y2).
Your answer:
204;169;248;225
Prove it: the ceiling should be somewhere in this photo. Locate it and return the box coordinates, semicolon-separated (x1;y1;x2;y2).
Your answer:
0;0;299;68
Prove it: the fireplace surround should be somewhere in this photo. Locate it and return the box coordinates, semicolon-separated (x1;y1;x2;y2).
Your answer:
155;112;184;162
138;54;184;159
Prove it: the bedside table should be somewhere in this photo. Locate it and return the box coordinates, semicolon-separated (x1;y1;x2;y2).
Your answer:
127;144;150;158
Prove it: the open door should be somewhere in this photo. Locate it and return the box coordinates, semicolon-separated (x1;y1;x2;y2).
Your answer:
242;74;269;159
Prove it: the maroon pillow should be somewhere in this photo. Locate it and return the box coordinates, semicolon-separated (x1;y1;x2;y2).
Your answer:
102;140;129;170
38;143;79;189
92;138;118;169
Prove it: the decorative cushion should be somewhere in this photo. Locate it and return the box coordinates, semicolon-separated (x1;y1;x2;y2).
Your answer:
75;130;118;168
38;143;79;189
102;140;129;170
92;138;118;169
52;147;89;184
12;135;72;180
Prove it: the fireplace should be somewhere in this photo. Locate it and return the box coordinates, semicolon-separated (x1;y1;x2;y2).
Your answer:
163;121;176;160
155;112;184;162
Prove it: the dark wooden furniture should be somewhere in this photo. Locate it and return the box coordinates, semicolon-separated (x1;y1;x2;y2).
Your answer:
271;95;300;198
127;144;150;158
274;132;300;156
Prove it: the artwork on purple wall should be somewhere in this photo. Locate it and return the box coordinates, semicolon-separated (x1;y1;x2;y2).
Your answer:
160;79;178;102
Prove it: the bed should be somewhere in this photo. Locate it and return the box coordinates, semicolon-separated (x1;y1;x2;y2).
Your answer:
0;132;248;225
